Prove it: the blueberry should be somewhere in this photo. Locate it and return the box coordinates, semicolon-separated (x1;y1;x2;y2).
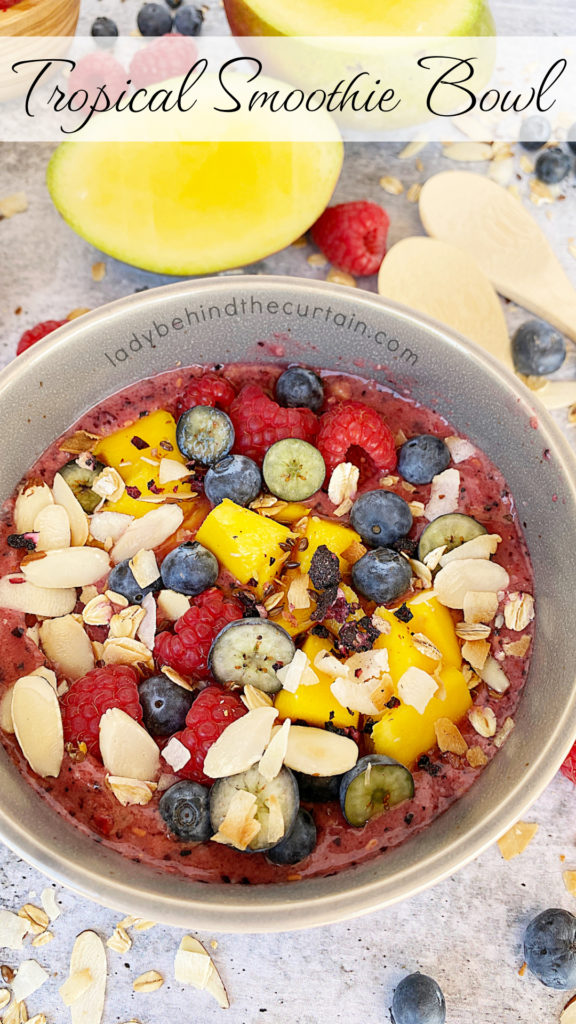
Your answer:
351;547;411;605
159;780;212;842
176;406;234;465
165;0;183;7
91;16;119;36
512;319;566;376
137;2;173;35
107;558;161;604
204;454;262;507
567;124;576;155
535;147;571;184
139;674;195;736
391;973;446;1024
524;908;576;989
173;5;204;34
350;490;412;548
295;771;342;802
266;808;317;865
397;435;450;485
160;541;218;596
519;115;550;151
275;367;324;413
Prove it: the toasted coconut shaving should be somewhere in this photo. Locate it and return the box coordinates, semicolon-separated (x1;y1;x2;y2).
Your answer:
92;467;125;503
17;906;49;936
59;431;100;455
129;550;159;590
493;716;514;747
0;910;28;950
463;590;499;624
497;821;538;860
444;436;477;463
157;589;190;621
241;685;273;711
287;572;311;610
503;635;531;657
503;592;535;631
160;665;194;691
422;545;447;570
397;666;438;714
162;736;191;772
462;638;490;672
434;718;468;755
466;745;488;768
174;936;229;1009
107;776;157;807
211;789;261;851
341;540;367;565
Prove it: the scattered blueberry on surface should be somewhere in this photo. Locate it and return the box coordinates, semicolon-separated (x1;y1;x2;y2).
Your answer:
275;366;324;413
159;780;212;842
137;2;173;35
397;434;451;485
91;16;119;36
567;123;576;155
107;558;161;604
173;5;204;34
519;115;551;151
160;541;218;596
139;674;195;736
204;454;262;507
535;147;571;184
350;490;413;548
176;406;235;464
524;908;576;989
266;809;317;865
512;319;566;376
351;547;412;604
391;973;446;1024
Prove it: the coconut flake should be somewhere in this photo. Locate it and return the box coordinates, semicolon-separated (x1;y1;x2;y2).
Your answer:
276;649;318;693
89;511;133;545
0;909;29;949
162;736;191;772
12;674;63;778
286;572;311;611
203;707;278;779
157;589;190;621
174;936;229;1009
210;789;261;851
258;718;291;780
99;708;160;781
424;468;460;520
463;590;499;624
330;676;390;716
129;550;159;589
107;776;157;807
397;666;438;714
92;467;125;503
444;436;477;463
12;960;49;1003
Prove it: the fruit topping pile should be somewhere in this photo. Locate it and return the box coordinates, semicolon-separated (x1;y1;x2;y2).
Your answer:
0;364;535;873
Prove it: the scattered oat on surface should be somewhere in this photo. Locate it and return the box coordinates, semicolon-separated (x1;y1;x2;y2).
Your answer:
17;906;48;937
405;183;422;203
31;932;53;948
379;176;404;195
132;971;163;993
91;262;106;282
326;268;357;287
307;253;328;267
497;821;538;860
107;927;132;954
0;193;28;219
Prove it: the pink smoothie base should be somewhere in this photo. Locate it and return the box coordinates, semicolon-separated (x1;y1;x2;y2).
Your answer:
0;363;533;886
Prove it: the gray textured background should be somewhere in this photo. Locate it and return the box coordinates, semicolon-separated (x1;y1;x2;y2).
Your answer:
1;1;576;1021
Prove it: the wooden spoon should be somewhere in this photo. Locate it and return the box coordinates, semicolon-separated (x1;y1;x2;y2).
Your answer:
377;236;512;367
419;170;576;344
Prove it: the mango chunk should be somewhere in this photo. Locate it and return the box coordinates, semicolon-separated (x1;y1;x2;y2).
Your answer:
297;515;361;574
375;593;462;681
195;499;292;595
94;410;195;518
370;665;472;767
274;634;358;729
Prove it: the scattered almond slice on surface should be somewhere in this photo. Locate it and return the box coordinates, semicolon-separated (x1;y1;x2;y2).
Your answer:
133;970;163;993
110;505;184;564
68;931;106;1024
0;991;8;1010
0;575;77;618
34;504;71;551
12;674;63;778
14;483;53;533
11;961;49;1003
100;708;160;781
424;468;460;520
39;615;94;680
52;473;89;546
3;1001;27;1024
60;968;93;1006
462;638;490;672
497;821;538;860
174;936;229;1009
0;909;29;950
22;547;110;589
258;718;291;781
443;141;493;161
203;707;278;779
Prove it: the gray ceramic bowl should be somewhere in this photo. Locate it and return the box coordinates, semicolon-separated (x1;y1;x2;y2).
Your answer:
1;276;576;932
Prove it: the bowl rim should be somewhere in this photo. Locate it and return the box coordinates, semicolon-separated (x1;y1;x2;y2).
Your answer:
2;274;576;932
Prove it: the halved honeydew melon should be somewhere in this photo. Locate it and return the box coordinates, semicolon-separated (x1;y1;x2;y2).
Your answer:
46;74;343;276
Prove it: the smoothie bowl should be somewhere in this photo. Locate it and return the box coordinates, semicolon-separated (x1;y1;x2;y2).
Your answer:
0;276;575;932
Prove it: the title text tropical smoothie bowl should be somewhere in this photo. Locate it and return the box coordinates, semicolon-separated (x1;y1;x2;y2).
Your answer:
1;276;576;933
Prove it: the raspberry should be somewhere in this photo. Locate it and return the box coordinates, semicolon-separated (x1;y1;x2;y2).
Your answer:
229;384;318;463
174;371;236;420
311;201;389;277
155;588;243;678
170;686;246;785
60;665;142;760
317;400;397;477
68;52;127;108
561;744;576;784
16;320;67;356
129;34;198;90
0;0;22;9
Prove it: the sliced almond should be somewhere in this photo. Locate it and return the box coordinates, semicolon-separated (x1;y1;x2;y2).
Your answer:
89;511;133;546
241;685;273;711
276;649;318;693
22;547;109;590
12;674;63;778
462;638;490;672
422;544;447;571
11;960;49;1003
0;573;76;617
34;504;71;551
160;665;194;691
463;590;499;624
280;724;358;776
100;708;160;781
480;655;510;694
156;589;190;621
174;936;229;1009
258;718;291;781
110;505;184;564
107;776;157;807
40;888;60;923
133;970;163;993
162;736;191;772
60;968;93;1006
158;458;189;485
14;483;54;533
503;592;535;631
52;473;89;546
468;706;497;737
434;559;509;609
440;533;501;565
330;675;392;716
68;931;106;1024
0;687;14;734
434;718;467;755
39;615;94;680
424;468;460;520
129;550;159;590
443;141;493;161
203;707;278;779
397;666;438;714
406;557;432;589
